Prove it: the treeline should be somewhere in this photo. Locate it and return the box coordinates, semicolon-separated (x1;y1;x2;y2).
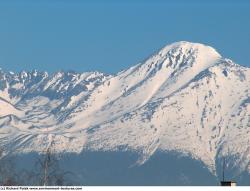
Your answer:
0;141;76;186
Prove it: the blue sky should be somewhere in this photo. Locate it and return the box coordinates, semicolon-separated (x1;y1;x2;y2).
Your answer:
0;0;249;74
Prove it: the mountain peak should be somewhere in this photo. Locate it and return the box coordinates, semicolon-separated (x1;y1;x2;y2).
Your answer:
134;41;222;83
159;41;221;59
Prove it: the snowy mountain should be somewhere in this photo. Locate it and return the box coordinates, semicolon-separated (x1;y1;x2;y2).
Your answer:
0;41;249;185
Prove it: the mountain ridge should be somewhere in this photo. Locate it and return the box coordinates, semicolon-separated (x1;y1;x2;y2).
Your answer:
0;41;249;178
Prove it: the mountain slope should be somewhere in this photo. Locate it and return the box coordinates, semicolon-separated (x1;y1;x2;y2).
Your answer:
0;41;249;181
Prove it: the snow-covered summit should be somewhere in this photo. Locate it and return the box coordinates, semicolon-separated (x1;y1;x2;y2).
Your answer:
159;41;221;57
0;41;249;176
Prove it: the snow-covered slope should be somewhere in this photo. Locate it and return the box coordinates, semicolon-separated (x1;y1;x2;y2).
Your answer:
0;41;249;176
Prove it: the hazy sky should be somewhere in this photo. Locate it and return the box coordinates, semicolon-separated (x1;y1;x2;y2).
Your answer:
0;0;249;74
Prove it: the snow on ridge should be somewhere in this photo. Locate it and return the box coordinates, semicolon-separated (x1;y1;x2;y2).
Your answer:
0;97;23;117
